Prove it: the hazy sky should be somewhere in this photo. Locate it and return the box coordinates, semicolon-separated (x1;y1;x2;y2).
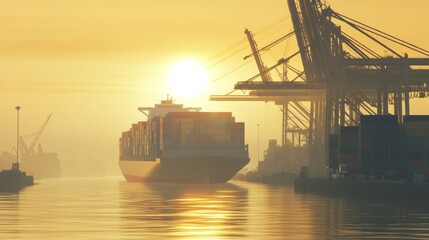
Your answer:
1;0;428;172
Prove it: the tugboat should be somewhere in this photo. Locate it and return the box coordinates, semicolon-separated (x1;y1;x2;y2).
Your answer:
0;162;34;192
0;106;34;192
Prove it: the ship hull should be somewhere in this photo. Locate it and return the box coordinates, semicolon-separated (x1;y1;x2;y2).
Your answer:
120;156;249;184
0;172;34;192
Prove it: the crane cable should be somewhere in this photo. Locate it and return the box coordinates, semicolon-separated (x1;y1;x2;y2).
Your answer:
206;15;290;70
243;30;295;60
333;12;429;57
208;15;292;82
342;32;383;58
335;12;429;54
204;38;248;68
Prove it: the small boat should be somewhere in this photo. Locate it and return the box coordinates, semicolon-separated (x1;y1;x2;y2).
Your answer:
0;106;34;192
0;162;34;192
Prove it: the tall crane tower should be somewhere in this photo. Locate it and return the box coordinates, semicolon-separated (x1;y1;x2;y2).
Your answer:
211;0;429;177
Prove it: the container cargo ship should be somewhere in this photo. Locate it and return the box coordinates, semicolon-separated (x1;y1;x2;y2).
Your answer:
119;98;249;184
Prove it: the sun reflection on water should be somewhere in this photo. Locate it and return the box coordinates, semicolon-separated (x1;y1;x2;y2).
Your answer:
119;182;248;239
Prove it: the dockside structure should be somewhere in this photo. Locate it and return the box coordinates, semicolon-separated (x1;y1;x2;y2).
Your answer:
330;115;429;182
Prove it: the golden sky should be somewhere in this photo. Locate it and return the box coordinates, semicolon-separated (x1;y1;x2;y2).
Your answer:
1;0;428;172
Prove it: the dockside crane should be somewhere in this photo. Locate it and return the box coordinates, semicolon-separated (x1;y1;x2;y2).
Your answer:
210;0;429;177
244;29;273;83
19;114;53;158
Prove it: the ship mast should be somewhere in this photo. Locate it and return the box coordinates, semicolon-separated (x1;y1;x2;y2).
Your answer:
15;106;21;166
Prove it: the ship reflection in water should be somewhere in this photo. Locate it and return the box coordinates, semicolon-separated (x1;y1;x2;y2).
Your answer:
119;182;248;239
1;177;429;239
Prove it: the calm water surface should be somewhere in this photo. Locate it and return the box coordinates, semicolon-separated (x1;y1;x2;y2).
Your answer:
1;177;429;239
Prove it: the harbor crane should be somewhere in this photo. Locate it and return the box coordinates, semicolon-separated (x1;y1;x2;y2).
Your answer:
19;114;53;158
210;0;429;177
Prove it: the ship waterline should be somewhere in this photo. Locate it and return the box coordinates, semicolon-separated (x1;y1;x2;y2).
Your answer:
120;152;249;184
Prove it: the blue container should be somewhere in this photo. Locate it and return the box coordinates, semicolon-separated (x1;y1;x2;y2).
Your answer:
403;115;429;122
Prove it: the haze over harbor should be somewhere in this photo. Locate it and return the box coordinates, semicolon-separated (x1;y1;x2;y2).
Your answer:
1;1;428;173
1;1;429;239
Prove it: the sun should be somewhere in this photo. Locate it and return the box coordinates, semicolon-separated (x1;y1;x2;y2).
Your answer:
167;60;209;97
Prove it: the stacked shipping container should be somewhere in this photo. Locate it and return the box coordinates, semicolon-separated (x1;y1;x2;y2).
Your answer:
120;112;246;160
119;121;153;160
403;116;429;175
329;115;429;180
328;134;338;169
162;112;244;150
359;115;405;176
339;127;360;172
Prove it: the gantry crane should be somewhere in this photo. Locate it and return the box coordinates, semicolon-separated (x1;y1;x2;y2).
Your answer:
211;0;429;177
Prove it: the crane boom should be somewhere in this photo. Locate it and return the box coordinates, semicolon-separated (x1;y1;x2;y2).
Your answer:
244;29;272;82
19;113;53;157
28;113;53;152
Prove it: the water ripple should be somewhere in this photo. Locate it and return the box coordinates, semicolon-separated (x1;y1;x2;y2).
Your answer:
0;177;429;239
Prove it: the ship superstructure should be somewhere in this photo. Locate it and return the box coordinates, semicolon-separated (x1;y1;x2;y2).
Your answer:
138;97;201;120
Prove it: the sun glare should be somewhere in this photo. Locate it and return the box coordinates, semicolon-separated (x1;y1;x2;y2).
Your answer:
167;60;209;97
